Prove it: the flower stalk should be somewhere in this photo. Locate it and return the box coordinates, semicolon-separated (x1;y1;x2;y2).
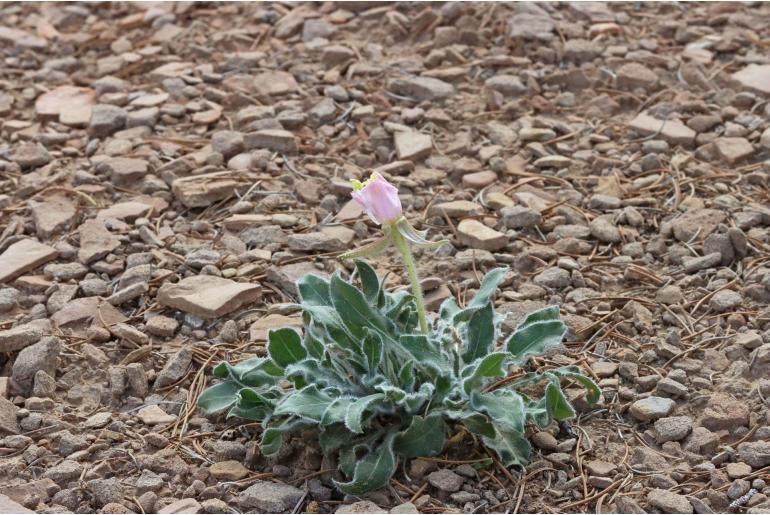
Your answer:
390;224;429;334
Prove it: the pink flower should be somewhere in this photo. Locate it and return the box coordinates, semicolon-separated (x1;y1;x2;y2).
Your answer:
351;173;403;225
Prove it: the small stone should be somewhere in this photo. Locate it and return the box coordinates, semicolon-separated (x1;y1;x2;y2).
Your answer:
629;396;675;422
586;460;617;477
0;397;20;435
12;336;61;396
394;131;433;161
617;62;658;90
671;209;726;242
457;219;508;251
244;129;298;154
732;64;770;96
628;112;696;147
428;201;484;218
239;481;304;513
646;488;693;514
88;104;127;137
726;462;752;479
137;405;177;425
485;74;527;96
533;267;571;289
78;219;121;264
42;460;83;486
427;469;465;493
709;290;742;312
100;157;149;185
211;131;244;159
158;498;202;514
589;216;622;243
30;195;77;238
12;142;52;168
714;137;754;164
157;275;261;319
336;501;387;514
531;431;558;451
210;460;250;481
0;323;43;353
146;315;179;338
0;239;58;283
502;206;541;228
154;348;193;389
388;76;454;101
654;416;693;443
738;441;770;468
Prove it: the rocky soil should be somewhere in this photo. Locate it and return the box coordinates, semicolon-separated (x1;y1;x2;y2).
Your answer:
2;1;770;514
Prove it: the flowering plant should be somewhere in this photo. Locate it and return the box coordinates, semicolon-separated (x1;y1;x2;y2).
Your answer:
198;174;599;494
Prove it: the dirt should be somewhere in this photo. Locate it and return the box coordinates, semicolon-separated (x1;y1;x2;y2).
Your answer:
1;1;770;514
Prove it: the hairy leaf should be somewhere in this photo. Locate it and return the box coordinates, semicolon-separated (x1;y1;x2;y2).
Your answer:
330;272;393;340
273;385;333;421
506;318;566;364
462;302;495;364
268;327;306;368
345;393;386;434
363;331;383;375
483;425;531;468
394;415;446;458
462;352;511;394
545;382;576;420
334;433;397;495
197;381;240;413
319;424;355;453
470;390;525;434
297;274;331;306
355;259;382;306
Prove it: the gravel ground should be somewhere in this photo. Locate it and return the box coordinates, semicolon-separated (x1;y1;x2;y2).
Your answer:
1;2;770;514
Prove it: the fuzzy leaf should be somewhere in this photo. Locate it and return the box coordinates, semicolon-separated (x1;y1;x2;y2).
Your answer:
345;393;386;434
268;327;306;368
399;334;443;367
261;418;308;456
545;382;576;420
467;267;508;309
355;259;381;306
363;331;383;375
330;272;392;340
462;352;511;394
394;415;446;459
462;302;495;364
483;425;531;468
319;424;354;453
506;319;566;364
549;367;601;404
197;381;240;413
321;397;355;425
470;390;525;434
273;385;333;422
334;434;397;495
458;412;496;439
297;274;331;306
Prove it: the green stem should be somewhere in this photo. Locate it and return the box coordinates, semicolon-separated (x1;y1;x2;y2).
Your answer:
391;226;429;335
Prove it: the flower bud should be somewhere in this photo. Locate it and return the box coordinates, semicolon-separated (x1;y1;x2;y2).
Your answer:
351;173;403;225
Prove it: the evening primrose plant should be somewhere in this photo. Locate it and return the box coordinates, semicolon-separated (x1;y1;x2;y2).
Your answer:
198;173;599;494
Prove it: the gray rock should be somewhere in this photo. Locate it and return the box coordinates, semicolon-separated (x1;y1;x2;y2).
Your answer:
427;469;464;493
12;142;52;168
589;216;622;243
654;416;693;443
42;459;83;485
388;77;454;101
646;488;693;513
154;347;193;389
629;396;675;422
501;206;541;229
88;477;123;507
709;289;742;312
0;287;19;312
533;267;571;289
484;74;526;96
211;130;244;159
12;336;61;395
738;441;770;468
185;249;221;269
0;322;43;353
683;252;722;274
88;104;127;137
239;480;304;513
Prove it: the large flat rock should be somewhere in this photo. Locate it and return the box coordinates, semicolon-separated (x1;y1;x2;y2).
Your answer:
732;64;770;96
628;112;696;147
157;275;261;318
0;239;58;284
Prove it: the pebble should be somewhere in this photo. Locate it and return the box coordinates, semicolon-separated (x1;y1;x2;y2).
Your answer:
629;396;675;422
